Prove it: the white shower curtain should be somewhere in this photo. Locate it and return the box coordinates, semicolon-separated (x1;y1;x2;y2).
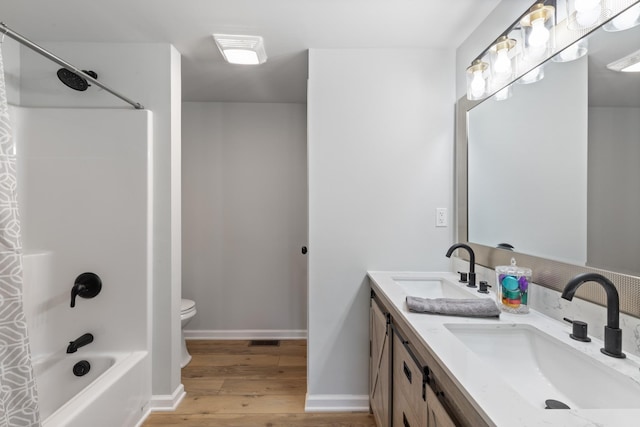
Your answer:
0;45;41;426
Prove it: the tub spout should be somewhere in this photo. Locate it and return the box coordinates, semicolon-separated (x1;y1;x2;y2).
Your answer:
67;333;94;354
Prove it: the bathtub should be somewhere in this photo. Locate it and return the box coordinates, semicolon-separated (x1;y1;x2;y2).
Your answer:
34;351;150;427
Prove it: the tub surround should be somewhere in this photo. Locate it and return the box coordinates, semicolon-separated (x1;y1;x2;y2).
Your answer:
368;270;640;426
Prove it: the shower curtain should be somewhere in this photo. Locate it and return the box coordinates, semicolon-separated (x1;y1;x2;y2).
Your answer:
0;45;41;426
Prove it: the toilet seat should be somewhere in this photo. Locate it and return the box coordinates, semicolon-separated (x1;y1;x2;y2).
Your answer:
181;299;196;313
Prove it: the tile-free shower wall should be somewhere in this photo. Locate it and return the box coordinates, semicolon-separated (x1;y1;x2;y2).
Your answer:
18;42;182;398
182;102;307;336
16;107;151;357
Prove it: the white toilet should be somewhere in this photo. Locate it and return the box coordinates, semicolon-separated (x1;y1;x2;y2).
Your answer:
180;299;197;368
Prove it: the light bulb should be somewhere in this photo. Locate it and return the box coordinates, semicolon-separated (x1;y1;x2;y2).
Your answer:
494;49;512;75
610;4;640;30
470;70;486;98
574;0;601;27
529;18;550;47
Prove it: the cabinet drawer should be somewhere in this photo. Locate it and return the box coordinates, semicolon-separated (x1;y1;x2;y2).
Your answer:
426;383;457;427
393;333;426;426
393;385;424;427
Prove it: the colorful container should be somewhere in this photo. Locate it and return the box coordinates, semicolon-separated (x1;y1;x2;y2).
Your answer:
495;258;531;314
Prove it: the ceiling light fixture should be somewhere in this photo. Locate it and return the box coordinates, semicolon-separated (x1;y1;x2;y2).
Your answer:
212;34;267;65
607;48;640;72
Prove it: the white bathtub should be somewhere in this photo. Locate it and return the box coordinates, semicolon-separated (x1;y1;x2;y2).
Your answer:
34;351;150;427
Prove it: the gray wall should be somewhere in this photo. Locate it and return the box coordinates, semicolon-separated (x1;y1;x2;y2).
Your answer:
182;102;308;336
306;48;455;410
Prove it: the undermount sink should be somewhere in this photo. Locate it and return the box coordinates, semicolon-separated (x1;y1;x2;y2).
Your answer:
444;323;640;410
393;277;478;299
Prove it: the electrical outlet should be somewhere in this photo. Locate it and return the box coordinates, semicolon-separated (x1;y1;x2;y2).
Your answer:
436;208;448;227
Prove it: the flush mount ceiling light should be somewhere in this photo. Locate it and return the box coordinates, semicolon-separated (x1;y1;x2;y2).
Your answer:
607;48;640;72
212;34;267;65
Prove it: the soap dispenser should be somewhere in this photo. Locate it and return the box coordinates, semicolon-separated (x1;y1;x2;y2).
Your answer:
495;258;531;314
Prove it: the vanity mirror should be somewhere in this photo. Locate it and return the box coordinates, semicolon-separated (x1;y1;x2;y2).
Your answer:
457;1;640;315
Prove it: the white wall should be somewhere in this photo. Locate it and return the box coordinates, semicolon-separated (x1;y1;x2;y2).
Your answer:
468;57;588;264
588;107;640;275
306;48;455;409
17;107;151;357
15;42;182;399
182;102;308;336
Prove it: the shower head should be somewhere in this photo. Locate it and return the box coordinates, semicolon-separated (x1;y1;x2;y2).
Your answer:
56;68;98;91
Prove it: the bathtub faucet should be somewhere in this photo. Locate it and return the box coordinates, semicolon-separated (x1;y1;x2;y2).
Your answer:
67;333;94;353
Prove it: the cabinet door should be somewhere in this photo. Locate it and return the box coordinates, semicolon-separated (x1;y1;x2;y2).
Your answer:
426;384;457;427
392;333;427;427
370;299;390;427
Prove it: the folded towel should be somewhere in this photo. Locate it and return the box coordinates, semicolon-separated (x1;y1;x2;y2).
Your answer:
406;296;501;318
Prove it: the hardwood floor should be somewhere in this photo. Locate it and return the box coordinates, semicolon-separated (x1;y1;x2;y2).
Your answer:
142;340;376;427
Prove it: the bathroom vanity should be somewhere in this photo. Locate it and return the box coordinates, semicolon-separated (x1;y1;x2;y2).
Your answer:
368;271;640;427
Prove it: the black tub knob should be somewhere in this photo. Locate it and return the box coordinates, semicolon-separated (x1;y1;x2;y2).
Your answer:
71;272;102;308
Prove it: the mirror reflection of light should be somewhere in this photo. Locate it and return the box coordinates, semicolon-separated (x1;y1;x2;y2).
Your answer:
603;3;640;32
529;18;550;47
553;39;588;62
493;85;512;101
575;0;602;27
470;70;486;97
518;66;544;84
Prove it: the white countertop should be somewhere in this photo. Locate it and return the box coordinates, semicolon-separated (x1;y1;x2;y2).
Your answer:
368;270;640;427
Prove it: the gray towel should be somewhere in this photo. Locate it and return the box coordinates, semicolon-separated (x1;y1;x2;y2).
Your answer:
406;296;500;318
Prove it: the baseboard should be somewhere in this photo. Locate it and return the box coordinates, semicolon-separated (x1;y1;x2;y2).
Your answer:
184;329;307;340
304;393;370;412
147;384;186;413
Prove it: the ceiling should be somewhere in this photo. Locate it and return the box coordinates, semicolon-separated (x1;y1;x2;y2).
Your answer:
1;0;501;103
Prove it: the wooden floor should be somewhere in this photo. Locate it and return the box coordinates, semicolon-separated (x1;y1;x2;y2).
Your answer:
142;340;376;427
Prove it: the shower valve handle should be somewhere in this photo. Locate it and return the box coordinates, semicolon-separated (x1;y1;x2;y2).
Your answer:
70;272;102;308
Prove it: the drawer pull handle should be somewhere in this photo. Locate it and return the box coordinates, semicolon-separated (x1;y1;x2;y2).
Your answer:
403;412;411;427
403;361;412;383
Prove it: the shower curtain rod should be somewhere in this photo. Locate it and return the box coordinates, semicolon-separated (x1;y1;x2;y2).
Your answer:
0;22;144;110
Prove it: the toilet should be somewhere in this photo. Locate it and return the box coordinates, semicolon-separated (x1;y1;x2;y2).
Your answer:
180;299;197;368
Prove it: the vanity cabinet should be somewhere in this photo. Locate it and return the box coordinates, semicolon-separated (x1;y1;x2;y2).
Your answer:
392;332;427;427
370;290;487;427
370;294;391;427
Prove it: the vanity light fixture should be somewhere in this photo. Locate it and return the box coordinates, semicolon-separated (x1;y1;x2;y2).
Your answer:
520;3;556;60
489;36;517;83
213;34;267;65
607;48;640;72
466;59;490;100
603;3;640;31
567;0;609;30
552;39;588;62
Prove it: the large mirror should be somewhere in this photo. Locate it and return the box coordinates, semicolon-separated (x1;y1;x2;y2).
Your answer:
466;18;640;277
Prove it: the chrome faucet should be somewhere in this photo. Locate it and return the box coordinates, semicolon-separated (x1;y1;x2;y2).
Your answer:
67;333;94;354
561;273;625;359
446;243;476;288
